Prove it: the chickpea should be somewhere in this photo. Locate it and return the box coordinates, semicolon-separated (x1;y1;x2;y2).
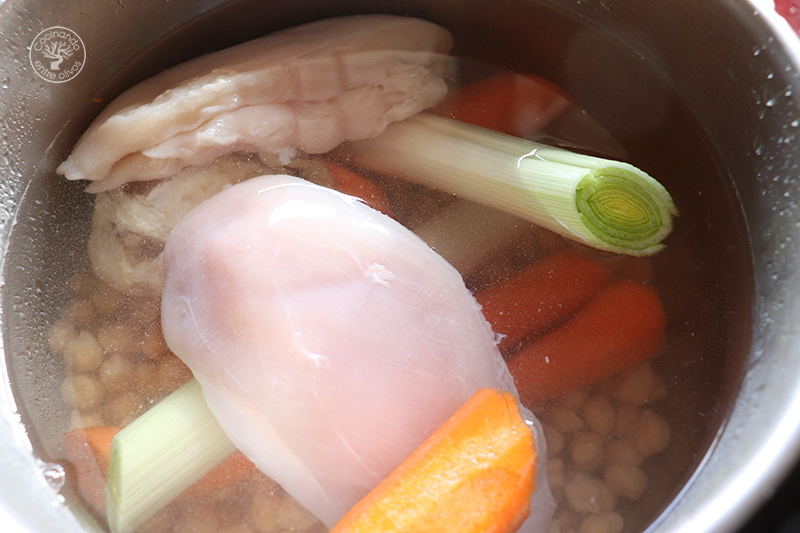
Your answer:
47;319;78;354
613;405;640;437
634;409;671;457
604;438;643;466
647;375;669;402
552;509;581;532
604;462;648;500
615;363;656;406
103;391;145;426
582;395;616;437
545;403;585;434
542;423;566;458
563;473;617;514
99;352;134;393
67;410;103;431
66;374;104;412
557;389;587;410
577;511;624;533
63;331;104;373
570;431;605;471
96;322;141;356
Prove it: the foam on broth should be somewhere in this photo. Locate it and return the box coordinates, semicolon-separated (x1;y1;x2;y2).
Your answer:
4;5;752;533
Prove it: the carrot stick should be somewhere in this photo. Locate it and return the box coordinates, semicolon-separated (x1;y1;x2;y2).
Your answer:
64;426;121;512
323;161;394;217
433;72;571;137
330;388;537;533
63;426;256;512
507;281;667;406
476;250;611;353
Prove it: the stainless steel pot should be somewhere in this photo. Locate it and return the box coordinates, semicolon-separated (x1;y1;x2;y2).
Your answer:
1;0;799;531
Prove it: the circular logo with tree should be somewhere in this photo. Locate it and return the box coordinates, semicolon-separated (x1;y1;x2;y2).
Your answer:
29;27;86;83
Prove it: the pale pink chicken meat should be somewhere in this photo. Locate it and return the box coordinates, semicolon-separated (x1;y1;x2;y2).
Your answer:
55;15;452;192
160;175;553;530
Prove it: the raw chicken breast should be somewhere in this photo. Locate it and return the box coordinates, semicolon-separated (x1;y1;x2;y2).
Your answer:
57;15;452;192
160;175;552;529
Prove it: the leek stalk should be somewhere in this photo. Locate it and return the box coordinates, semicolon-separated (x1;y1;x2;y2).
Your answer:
344;113;678;256
106;379;235;533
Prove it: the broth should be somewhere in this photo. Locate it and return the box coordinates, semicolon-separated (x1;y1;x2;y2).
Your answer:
4;5;752;533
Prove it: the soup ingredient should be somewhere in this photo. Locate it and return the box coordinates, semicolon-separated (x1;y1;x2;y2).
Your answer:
507;281;667;405
107;379;237;533
56;15;452;192
64;426;121;512
433;72;571;137
322;161;394;217
329;388;536;533
476;250;611;352
342;113;678;256
88;154;273;298
64;422;255;516
160;175;552;529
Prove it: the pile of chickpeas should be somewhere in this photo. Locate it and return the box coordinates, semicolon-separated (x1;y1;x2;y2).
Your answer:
49;246;672;533
535;362;671;533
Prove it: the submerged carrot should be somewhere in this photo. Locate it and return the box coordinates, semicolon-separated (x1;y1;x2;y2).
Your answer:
64;426;122;512
507;281;667;406
475;250;611;352
330;388;537;533
434;72;571;137
323;161;394;217
63;426;256;512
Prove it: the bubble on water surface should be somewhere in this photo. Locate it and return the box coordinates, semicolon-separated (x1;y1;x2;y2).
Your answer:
40;461;65;492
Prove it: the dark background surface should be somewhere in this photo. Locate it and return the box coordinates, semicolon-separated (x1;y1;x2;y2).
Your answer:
738;458;800;533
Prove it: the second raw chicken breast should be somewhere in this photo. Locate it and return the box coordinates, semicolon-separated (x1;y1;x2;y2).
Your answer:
160;175;541;528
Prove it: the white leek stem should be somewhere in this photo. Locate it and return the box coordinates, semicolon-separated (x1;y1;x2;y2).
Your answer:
345;113;677;256
107;379;235;533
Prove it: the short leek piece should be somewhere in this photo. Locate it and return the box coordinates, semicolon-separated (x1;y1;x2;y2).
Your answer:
345;113;678;256
106;379;235;533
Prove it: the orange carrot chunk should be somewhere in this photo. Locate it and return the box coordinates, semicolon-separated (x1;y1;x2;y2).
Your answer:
330;388;537;533
433;72;571;137
476;250;611;352
507;281;667;406
64;426;256;512
323;161;394;217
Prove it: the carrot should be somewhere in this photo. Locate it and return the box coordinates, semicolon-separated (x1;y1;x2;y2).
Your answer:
433;72;571;137
475;250;611;352
507;281;667;406
323;161;394;217
64;426;121;512
63;426;256;512
330;388;537;533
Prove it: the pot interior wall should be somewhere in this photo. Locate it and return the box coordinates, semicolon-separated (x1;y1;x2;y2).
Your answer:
0;0;762;531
